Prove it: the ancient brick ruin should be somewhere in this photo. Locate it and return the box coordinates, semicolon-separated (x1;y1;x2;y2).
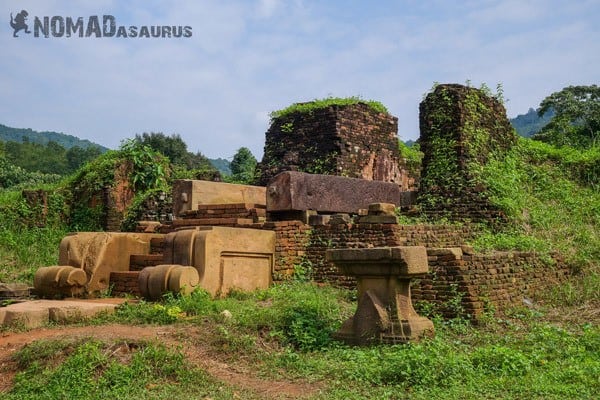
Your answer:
112;182;568;320
257;102;415;190
418;84;517;222
10;86;572;330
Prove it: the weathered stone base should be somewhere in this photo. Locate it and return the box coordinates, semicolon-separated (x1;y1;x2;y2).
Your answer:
327;246;435;345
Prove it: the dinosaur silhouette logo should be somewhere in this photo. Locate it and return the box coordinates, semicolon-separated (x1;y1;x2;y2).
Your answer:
10;10;31;37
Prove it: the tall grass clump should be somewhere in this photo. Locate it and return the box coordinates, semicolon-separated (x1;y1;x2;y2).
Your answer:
476;138;599;272
0;189;68;282
105;282;352;352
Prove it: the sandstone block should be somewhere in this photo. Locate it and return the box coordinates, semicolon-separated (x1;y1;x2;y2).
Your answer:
173;180;266;217
367;203;396;216
266;171;401;214
162;226;275;297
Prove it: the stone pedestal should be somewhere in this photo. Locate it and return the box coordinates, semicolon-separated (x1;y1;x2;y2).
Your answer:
326;246;434;345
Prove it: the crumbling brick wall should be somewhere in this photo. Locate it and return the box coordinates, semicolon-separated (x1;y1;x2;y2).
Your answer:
258;102;415;189
305;222;478;287
263;221;312;279
412;248;570;318
269;218;568;318
116;190;569;318
418;84;517;223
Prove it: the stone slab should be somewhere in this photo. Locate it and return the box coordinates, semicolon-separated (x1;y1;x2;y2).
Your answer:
0;283;30;299
266;171;402;214
0;299;125;329
326;246;428;275
172;180;266;217
308;214;331;226
163;226;275;297
368;203;396;216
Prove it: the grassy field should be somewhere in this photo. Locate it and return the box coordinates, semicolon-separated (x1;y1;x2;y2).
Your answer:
1;283;599;399
1;136;598;398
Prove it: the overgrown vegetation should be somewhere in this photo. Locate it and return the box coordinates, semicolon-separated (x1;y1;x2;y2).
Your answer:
107;282;349;352
398;140;423;178
0;188;69;282
1;87;599;398
64;140;170;231
4;283;596;399
475;137;599;271
269;96;389;120
133;132;220;179
5;339;259;400
0;156;61;190
417;83;516;212
534;85;600;148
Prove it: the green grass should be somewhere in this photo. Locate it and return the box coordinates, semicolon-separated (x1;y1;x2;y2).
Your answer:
101;282;355;352
474;138;600;272
7;284;596;399
269;96;389;120
0;226;67;283
5;339;263;400
0;189;67;283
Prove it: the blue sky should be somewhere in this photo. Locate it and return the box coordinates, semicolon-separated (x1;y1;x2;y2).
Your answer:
1;0;598;160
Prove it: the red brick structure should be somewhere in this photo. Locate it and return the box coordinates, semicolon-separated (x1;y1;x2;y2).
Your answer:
258;102;415;190
418;84;517;223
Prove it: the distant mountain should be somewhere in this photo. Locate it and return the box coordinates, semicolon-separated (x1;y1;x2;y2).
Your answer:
209;157;231;175
0;123;108;151
510;108;554;138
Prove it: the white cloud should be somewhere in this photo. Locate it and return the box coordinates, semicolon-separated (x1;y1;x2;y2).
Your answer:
1;0;599;158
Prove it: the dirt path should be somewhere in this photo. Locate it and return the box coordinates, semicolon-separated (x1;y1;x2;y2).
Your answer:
0;324;320;399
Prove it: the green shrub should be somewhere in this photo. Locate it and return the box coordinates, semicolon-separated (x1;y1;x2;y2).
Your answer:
112;301;185;325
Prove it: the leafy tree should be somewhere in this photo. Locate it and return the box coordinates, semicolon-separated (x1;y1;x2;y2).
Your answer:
133;132;221;183
134;132;187;164
4;140;68;175
230;147;257;184
134;132;215;171
534;85;600;148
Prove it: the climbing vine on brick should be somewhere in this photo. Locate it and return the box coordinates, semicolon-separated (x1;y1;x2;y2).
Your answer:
417;83;517;223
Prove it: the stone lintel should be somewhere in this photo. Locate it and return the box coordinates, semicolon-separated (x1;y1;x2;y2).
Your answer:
326;246;428;275
267;171;401;214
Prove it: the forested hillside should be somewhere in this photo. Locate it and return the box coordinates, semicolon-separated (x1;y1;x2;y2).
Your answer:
509;108;553;137
0;124;108;151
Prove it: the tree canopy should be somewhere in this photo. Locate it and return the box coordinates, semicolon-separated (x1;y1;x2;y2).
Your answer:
133;132;215;170
534;85;600;148
230;147;257;184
